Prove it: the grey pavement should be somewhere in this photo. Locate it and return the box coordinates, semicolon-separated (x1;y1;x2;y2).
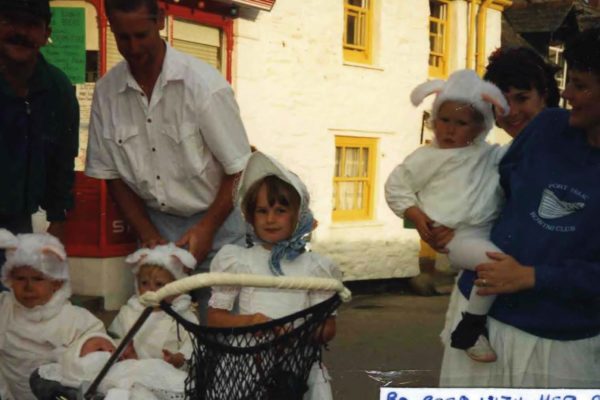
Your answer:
325;283;451;399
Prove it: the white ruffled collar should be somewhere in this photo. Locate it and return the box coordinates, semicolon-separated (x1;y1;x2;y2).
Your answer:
12;283;72;322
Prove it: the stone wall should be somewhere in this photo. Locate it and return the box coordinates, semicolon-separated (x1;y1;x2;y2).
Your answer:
312;239;420;281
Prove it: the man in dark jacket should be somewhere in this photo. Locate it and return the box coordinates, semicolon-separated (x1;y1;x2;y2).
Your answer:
0;0;79;237
0;0;79;288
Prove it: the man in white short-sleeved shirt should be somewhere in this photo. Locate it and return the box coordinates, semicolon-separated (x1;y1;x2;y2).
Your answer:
85;0;251;318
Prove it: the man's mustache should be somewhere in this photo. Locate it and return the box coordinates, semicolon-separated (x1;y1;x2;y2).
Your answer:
5;35;36;49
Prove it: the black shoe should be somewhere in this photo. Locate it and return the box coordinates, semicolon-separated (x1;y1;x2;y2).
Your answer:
450;312;488;350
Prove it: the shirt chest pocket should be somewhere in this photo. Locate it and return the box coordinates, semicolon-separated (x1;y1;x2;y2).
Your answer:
110;126;139;145
105;126;145;183
162;122;208;177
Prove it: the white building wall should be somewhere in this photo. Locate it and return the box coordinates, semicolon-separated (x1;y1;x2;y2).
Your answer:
450;0;469;71
484;8;513;145
232;0;504;280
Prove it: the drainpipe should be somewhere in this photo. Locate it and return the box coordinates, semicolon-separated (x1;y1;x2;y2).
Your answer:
466;0;477;69
476;0;493;75
493;0;513;8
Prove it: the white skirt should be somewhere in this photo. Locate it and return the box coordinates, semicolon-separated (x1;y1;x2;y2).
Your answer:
304;362;333;400
439;282;600;388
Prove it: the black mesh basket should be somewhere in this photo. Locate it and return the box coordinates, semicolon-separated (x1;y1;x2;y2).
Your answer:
160;294;342;400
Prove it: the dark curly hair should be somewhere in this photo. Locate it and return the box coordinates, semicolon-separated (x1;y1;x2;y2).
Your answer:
564;28;600;79
484;47;560;107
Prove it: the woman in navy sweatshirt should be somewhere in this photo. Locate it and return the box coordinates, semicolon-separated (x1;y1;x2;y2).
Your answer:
439;28;600;388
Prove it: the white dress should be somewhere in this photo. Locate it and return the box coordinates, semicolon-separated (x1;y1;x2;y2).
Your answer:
439;283;600;388
208;244;342;400
109;294;199;361
0;287;105;400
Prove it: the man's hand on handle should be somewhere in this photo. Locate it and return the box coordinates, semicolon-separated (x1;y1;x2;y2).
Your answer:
176;219;214;265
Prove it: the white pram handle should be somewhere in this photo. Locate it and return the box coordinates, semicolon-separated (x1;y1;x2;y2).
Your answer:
139;272;352;306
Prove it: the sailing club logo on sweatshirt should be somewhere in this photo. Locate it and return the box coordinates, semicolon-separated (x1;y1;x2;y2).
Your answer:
529;184;587;233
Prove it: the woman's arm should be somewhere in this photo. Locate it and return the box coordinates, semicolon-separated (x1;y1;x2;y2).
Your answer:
474;252;534;295
475;252;600;300
316;317;336;344
206;307;271;328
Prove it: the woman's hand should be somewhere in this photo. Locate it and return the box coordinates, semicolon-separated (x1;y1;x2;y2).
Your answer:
475;252;535;295
207;307;271;327
249;312;271;325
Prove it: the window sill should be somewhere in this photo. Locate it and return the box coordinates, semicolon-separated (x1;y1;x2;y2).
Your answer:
342;61;384;71
330;220;385;229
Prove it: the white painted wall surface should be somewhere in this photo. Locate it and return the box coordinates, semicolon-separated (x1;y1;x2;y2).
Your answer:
232;0;505;280
483;8;513;145
233;0;430;280
450;0;469;71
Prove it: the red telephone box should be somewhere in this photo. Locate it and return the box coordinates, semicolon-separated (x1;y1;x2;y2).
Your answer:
63;172;137;257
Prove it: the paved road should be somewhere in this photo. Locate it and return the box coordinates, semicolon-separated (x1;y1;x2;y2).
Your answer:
325;287;451;399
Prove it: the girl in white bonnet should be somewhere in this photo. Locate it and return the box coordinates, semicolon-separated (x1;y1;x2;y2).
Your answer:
109;243;199;369
207;151;342;400
385;69;510;363
0;229;104;400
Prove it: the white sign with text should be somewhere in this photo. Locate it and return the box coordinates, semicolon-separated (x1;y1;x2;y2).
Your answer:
380;388;599;400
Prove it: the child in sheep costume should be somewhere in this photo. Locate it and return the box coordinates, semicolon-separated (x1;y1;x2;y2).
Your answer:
108;243;199;369
0;229;105;400
385;69;510;363
35;332;187;400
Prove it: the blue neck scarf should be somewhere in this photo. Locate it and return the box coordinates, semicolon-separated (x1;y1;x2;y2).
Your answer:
267;209;314;276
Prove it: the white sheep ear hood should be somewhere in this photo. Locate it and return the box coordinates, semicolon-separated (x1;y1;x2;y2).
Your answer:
125;243;196;280
410;69;509;139
236;151;311;217
0;229;69;286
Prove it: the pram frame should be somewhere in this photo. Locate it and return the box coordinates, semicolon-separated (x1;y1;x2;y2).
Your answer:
83;272;351;399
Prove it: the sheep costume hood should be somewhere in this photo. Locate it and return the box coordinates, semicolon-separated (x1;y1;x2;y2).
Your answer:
236;151;314;276
0;229;70;290
126;243;196;284
410;69;509;142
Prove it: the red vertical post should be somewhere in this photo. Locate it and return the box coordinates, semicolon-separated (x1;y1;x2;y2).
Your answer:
225;18;233;83
98;0;107;76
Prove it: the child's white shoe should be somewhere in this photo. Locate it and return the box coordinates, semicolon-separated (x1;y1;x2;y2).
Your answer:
466;335;497;363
